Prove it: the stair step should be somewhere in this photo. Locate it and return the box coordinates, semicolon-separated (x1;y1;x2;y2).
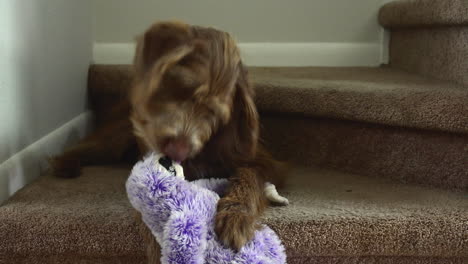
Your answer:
379;0;468;28
1;166;466;263
379;0;468;86
89;65;468;134
249;66;467;133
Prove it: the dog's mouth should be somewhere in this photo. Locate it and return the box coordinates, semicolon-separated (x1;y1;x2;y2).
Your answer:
159;136;194;162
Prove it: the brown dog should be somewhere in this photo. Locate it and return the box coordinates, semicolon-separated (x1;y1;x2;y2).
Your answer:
52;21;284;263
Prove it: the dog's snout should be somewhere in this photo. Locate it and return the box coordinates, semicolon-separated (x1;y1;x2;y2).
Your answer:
163;137;190;162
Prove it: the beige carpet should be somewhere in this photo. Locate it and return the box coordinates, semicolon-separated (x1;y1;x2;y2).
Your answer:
1;166;466;263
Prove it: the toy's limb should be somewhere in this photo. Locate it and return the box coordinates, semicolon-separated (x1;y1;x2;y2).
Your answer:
127;155;183;226
215;167;267;251
162;211;206;264
264;182;289;205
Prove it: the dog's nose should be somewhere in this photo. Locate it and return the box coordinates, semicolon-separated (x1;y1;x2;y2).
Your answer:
162;137;190;162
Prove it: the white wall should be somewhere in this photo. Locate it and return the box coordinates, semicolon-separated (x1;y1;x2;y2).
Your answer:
93;0;382;43
92;0;387;66
0;0;93;202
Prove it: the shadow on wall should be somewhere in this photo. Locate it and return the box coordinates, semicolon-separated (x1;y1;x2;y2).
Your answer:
0;0;92;202
0;0;38;165
0;1;47;203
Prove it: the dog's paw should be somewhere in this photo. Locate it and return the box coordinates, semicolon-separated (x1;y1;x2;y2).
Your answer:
264;182;289;205
215;199;255;251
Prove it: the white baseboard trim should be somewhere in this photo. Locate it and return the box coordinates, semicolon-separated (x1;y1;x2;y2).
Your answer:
0;111;93;203
93;42;382;67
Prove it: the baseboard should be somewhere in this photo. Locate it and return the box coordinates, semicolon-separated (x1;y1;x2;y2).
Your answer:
0;112;93;203
93;42;382;67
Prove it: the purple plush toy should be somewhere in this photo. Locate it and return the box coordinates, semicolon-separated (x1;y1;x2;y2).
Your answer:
126;152;287;264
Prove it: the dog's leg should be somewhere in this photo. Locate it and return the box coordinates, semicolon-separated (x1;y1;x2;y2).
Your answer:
51;119;136;178
214;167;267;250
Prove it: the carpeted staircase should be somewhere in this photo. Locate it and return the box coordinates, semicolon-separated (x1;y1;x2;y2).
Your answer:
1;0;467;263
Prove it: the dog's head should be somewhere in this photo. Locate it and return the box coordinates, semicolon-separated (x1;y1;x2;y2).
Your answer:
130;21;258;162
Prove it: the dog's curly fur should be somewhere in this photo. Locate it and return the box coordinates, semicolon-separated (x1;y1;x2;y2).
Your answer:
51;21;285;263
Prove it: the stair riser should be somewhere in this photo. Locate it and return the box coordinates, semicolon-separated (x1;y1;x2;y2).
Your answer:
389;27;468;86
3;255;146;264
267;219;465;258
289;257;467;264
261;114;468;190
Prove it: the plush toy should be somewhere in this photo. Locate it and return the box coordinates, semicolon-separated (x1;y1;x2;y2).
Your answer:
126;152;287;264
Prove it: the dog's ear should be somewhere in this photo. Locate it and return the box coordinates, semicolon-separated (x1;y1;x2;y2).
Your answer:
134;21;191;78
132;21;195;105
209;32;259;159
233;63;259;158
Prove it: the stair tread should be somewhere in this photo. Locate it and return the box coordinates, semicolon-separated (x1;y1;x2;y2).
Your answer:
249;66;468;133
379;0;468;28
89;65;468;134
1;166;466;259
